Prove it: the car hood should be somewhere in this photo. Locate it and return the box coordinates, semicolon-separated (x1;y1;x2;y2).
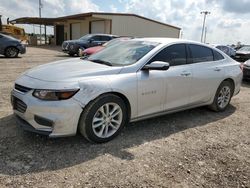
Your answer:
84;46;104;54
236;51;250;55
24;58;122;82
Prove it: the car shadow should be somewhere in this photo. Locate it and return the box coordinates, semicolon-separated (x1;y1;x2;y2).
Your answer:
242;81;250;88
0;105;236;175
0;56;22;59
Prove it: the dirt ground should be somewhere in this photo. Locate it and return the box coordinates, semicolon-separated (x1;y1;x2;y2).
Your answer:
0;46;249;188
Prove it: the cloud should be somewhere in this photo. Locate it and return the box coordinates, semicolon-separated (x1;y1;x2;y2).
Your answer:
217;20;242;29
110;4;118;13
221;0;250;14
0;0;99;21
0;0;249;44
123;0;250;44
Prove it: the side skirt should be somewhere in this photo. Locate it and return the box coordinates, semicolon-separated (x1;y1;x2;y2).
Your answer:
130;102;210;123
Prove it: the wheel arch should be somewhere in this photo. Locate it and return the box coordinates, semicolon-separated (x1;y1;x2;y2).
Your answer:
4;46;19;54
107;91;131;121
222;78;235;94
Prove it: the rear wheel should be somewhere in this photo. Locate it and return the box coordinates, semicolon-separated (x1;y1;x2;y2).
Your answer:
5;47;19;58
78;94;127;143
209;81;233;112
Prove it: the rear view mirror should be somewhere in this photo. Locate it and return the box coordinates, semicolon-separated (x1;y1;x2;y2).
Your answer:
142;61;170;71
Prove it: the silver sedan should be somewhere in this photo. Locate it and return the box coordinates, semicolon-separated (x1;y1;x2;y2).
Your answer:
12;38;242;143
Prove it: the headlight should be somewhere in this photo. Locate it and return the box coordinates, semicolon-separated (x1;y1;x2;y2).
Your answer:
33;89;79;100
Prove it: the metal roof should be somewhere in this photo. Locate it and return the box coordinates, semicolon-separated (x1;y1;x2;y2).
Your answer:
10;12;181;30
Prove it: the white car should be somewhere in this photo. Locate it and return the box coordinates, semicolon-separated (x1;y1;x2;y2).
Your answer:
12;38;243;143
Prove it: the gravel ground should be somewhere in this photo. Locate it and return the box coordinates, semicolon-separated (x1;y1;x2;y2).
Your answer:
0;46;249;188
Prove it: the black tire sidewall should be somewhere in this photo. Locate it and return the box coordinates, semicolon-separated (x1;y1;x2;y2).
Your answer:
80;94;127;143
213;81;233;111
5;47;18;58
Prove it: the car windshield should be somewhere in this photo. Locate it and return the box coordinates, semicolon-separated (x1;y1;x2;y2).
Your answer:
79;34;92;41
87;40;159;66
238;46;250;51
103;39;121;47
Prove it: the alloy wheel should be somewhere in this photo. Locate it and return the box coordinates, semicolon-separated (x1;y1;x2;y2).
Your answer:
92;103;123;138
217;86;231;109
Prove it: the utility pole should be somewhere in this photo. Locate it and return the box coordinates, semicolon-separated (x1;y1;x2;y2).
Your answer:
39;0;42;45
204;27;207;43
200;11;210;43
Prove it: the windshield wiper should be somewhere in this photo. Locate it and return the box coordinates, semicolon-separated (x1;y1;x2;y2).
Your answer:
90;59;113;66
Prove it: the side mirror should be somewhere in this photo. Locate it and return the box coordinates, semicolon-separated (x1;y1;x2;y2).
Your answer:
142;61;170;71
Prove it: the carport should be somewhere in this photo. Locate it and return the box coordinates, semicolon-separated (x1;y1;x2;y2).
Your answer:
10;13;113;45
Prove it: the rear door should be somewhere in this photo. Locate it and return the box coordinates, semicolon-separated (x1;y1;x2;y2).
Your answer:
188;44;225;104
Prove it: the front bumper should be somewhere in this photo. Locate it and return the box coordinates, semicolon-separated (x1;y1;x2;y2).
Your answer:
62;43;79;54
17;44;26;54
11;88;83;137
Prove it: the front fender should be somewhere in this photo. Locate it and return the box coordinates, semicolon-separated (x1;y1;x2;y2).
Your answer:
73;77;112;107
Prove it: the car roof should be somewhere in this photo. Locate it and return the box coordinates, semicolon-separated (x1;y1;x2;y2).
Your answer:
132;37;212;47
90;33;118;37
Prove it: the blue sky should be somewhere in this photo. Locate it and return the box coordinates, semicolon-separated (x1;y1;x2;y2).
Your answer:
0;0;250;45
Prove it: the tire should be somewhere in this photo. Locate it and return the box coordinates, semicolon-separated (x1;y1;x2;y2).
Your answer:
68;53;75;57
78;94;128;143
209;80;234;112
5;47;19;58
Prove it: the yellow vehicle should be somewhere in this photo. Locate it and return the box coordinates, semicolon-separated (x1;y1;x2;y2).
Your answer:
1;24;28;43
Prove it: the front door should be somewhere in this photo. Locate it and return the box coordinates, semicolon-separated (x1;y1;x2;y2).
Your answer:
137;44;192;118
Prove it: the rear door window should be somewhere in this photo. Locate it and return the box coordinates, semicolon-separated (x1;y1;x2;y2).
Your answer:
91;36;101;41
213;50;225;61
149;44;187;66
189;44;213;63
100;36;111;41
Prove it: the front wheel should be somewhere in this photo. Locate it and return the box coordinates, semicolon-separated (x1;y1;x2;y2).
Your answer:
209;81;234;112
78;94;128;143
5;47;19;58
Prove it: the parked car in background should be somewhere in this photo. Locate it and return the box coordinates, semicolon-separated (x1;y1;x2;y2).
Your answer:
242;59;250;80
0;33;26;58
234;46;250;62
62;34;118;56
215;45;236;57
12;38;242;143
79;37;133;57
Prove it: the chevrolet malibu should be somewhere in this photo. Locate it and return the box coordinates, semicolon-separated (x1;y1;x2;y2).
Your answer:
12;38;242;143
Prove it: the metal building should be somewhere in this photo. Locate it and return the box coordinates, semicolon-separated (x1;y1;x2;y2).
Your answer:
11;12;181;45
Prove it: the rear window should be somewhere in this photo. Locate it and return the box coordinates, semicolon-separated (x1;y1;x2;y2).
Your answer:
189;44;214;63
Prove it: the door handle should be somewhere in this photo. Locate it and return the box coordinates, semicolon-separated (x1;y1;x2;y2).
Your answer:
214;67;221;72
180;72;191;76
